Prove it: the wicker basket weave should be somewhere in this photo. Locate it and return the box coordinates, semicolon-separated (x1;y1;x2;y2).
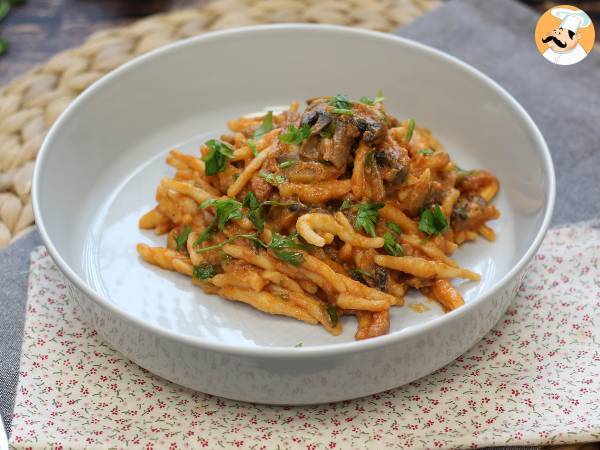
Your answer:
0;0;440;249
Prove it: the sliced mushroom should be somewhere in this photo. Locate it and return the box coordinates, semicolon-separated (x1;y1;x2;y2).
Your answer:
451;194;500;231
300;101;333;134
326;118;360;169
375;140;410;185
284;161;344;183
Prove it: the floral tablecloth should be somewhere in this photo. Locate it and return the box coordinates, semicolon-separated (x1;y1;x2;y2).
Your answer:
9;221;600;449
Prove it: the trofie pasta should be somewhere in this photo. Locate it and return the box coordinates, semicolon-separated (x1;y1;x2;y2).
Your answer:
137;93;500;340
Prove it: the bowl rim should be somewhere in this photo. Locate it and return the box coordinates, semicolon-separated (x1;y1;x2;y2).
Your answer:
32;23;556;358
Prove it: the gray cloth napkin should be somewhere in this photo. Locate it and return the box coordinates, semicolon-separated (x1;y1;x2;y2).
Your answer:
1;0;599;438
0;230;42;434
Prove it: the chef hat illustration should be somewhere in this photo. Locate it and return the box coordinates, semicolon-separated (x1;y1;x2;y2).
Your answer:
551;7;592;33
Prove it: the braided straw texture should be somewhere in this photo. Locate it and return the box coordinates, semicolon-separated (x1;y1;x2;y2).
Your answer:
0;0;439;249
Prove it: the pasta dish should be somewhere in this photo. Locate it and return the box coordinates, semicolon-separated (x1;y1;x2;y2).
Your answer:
137;94;500;340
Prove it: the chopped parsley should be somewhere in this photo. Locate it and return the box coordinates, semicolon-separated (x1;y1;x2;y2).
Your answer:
252;111;274;139
354;202;384;237
279;124;311;145
329;94;352;110
383;232;404;257
419;149;434;156
340;198;353;211
247;139;258;156
194;225;215;246
331;108;353;115
202;139;234;176
175;225;191;251
386;221;403;235
279;159;296;169
268;232;309;266
259;171;286;186
263;199;303;208
359;90;385;105
326;304;338;326
294;342;303;348
194;198;244;246
195;231;308;266
242;191;264;231
453;164;477;179
329;94;353;115
192;264;218;280
195;233;261;254
200;198;243;230
349;268;374;279
405;119;416;143
418;204;449;236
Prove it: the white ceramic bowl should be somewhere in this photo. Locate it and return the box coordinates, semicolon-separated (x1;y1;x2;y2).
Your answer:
33;25;555;404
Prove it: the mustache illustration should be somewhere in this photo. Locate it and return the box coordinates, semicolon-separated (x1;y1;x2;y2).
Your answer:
542;35;567;48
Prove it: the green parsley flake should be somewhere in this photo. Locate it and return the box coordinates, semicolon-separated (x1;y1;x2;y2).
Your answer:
419;149;434;156
195;233;261;254
247;139;258;156
329;94;352;110
242;191;264;231
326;304;338;326
453;164;477;179
279;160;296;169
349;268;374;280
200;198;243;231
259;171;286;186
386;221;403;235
192;264;217;280
252;111;273;139
340;198;353;211
354;202;384;237
360;90;385;106
418;204;449;236
331;108;353;115
202;139;234;176
175;225;191;251
383;231;404;256
268;232;309;266
405;119;416;143
279;124;311;145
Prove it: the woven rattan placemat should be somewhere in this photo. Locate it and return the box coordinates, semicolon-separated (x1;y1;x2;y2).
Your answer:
0;0;439;249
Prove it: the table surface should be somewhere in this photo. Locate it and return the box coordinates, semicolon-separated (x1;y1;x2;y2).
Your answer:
1;0;599;86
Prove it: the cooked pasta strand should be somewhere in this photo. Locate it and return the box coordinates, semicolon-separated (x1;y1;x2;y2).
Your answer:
374;255;480;280
431;279;464;311
221;286;318;324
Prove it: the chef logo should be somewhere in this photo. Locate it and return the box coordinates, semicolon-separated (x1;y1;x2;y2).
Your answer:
535;5;595;66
